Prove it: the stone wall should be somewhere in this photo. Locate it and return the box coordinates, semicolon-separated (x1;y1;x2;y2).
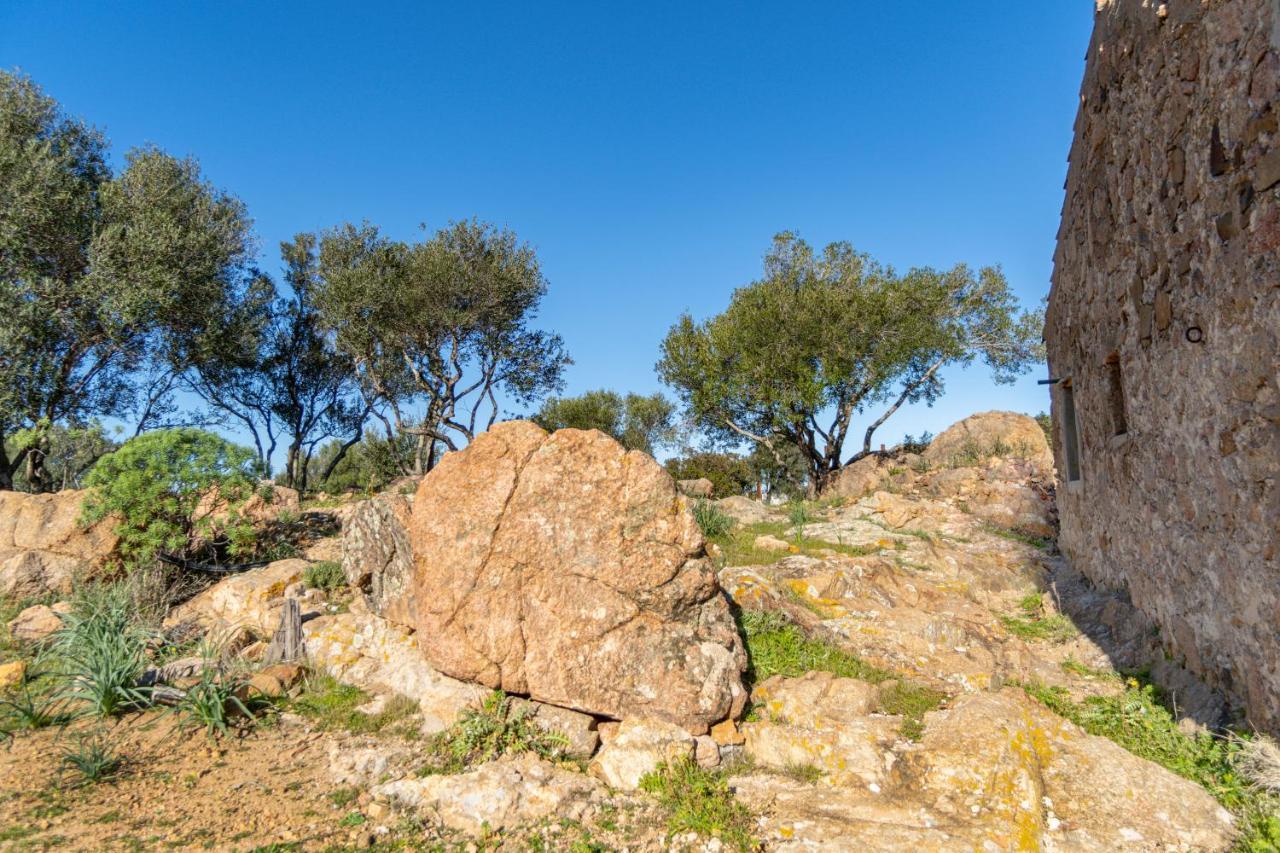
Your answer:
1046;0;1280;730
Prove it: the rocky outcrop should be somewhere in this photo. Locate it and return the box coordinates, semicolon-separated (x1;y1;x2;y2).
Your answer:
922;410;1053;474
408;422;747;732
713;494;776;526
588;719;695;790
0;490;118;598
166;558;312;636
675;478;713;499
339;493;415;628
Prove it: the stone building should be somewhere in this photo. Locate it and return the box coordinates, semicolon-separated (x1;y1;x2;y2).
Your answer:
1046;0;1280;731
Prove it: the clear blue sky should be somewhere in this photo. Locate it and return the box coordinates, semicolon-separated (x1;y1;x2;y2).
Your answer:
2;2;1095;457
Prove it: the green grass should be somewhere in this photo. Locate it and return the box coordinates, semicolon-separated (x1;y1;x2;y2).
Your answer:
327;786;360;808
709;521;879;568
693;500;735;539
981;523;1053;551
416;690;568;776
289;674;418;735
736;609;943;740
1020;678;1280;848
304;561;346;594
999;593;1078;643
639;758;758;851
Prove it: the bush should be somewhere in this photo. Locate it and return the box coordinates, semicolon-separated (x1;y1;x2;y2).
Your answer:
303;560;345;594
665;452;753;499
899;431;933;454
692;500;734;539
82;428;260;568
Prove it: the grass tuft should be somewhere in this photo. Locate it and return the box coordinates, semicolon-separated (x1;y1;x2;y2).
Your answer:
693;500;734;539
417;690;567;776
639;758;758;851
303;560;345;594
60;731;123;785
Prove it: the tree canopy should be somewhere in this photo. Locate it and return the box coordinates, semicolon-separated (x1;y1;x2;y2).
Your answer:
533;389;675;456
657;232;1042;488
313;219;570;469
0;71;254;490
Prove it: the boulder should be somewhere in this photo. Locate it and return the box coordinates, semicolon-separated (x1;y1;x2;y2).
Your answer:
0;660;25;690
339;493;416;628
676;478;714;499
589;718;695;790
823;454;894;500
7;603;65;643
166;558;309;635
714;495;773;526
0;489;118;598
375;753;604;836
409;421;747;732
921;411;1053;473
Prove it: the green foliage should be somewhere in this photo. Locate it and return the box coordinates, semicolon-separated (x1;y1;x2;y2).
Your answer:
534;389;676;456
1021;678;1280;847
60;731;123;784
786;500;813;530
289;674;418;736
0;675;63;731
999;593;1077;643
0;71;254;491
878;681;945;741
310;428;416;494
53;583;152;717
639;758;758;852
418;690;568;776
665;451;754;499
658;232;1043;484
898;431;933;454
304;560;346;594
4;421;118;493
981;523;1053;550
736;608;887;687
1034;411;1052;441
175;667;254;739
692;500;734;539
707;520;878;567
82;428;259;567
314;219;569;455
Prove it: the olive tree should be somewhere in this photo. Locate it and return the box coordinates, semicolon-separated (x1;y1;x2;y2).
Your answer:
533;389;675;455
0;71;254;490
658;232;1042;489
314;219;569;471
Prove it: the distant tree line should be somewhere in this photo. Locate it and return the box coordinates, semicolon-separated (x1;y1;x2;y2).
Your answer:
1;71;1044;500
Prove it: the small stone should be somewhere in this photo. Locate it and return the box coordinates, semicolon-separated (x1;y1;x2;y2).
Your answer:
8;604;63;643
710;719;746;746
248;673;285;698
753;534;793;553
259;663;305;690
0;660;26;689
694;735;721;769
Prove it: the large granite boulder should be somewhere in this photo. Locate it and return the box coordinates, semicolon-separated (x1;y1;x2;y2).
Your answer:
0;489;118;598
340;492;415;628
922;410;1053;474
409;421;747;733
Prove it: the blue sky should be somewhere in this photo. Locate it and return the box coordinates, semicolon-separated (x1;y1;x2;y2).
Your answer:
2;2;1095;458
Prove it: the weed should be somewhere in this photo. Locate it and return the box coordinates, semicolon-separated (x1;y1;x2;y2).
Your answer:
61;732;122;784
1020;678;1280;847
982;523;1053;550
786;501;813;534
54;584;153;717
304;560;346;594
693;500;734;539
779;761;824;783
338;811;367;827
0;676;64;730
999;594;1078;643
878;680;945;741
639;758;757;851
328;786;360;808
175;667;255;738
418;690;567;776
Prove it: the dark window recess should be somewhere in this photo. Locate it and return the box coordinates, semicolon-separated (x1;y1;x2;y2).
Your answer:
1061;380;1082;482
1106;353;1128;436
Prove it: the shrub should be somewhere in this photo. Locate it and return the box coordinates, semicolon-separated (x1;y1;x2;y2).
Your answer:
82;428;261;569
665;452;754;499
692;500;734;539
899;431;933;454
303;561;345;594
639;758;757;851
418;690;567;776
60;732;122;784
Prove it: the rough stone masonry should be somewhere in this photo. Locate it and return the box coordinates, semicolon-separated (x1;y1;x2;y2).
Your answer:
1046;0;1280;730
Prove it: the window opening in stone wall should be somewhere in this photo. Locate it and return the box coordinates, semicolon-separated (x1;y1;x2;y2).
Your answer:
1105;352;1128;436
1061;380;1081;482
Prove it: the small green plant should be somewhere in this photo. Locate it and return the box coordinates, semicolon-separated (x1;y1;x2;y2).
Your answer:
289;674;417;735
737;608;887;687
639;758;758;851
692;500;734;539
878;681;945;741
786;500;813;529
418;690;567;776
982;524;1053;550
327;786;360;808
175;667;254;738
303;560;346;594
0;675;64;730
999;593;1078;644
61;732;122;784
338;811;367;827
779;761;824;783
54;584;152;717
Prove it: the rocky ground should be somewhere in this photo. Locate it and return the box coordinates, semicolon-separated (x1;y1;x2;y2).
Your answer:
0;412;1272;851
